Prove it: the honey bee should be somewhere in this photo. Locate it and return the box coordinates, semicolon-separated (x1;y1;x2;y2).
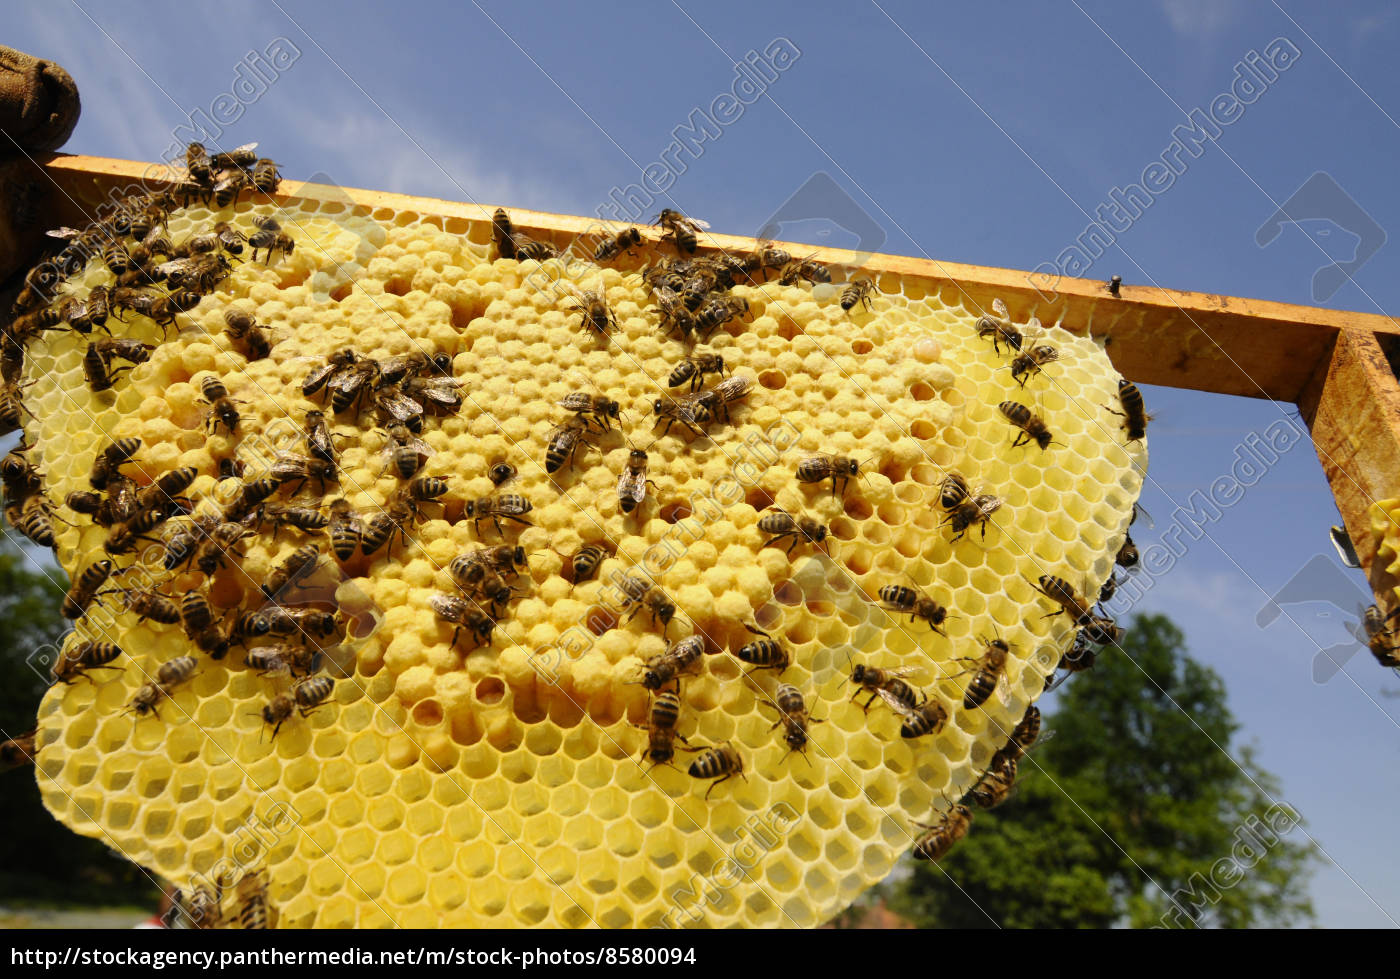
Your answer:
796;454;865;496
667;351;727;391
1364;605;1400;668
911;804;973;862
262;544;321;599
173;882;223;930
1027;573;1095;624
636;688;689;769
896;695;950;739
380;422;433;479
618;574;677;634
999;400;1055;450
210;142;259;170
297;409;338;465
245;644;288;676
1098;573;1120;604
157;252;231;294
617;449;655;515
103;503;175;556
1115;533;1139;569
260;504;330;539
565;290;618;336
294;675;335;712
967;753;1018;809
0;381;26;439
101;240;132;275
270;453;337;495
840;278;875;313
734;624;790;673
1079;614;1122;646
767;683;822;757
449;553;515;616
692;295;750;340
0;730;35;771
186;142;212;184
326;498;363;561
179;590;219;634
954;636;1010;710
62;559;115;619
129;655;198;718
197;375;242;435
640;635;704;690
213;169;247;208
690;374;751;427
264;606;340;643
511;233;558;262
302;349;360;399
82;343;122;392
593;226;643;262
234;871;270;930
688;742;745;799
51;640;123;684
492;208;517;259
87;436;139;491
248;216;293;263
653;209;709;255
777;256;831;286
15;494;56;549
848;664;921;714
401;476;449;518
359;500;414;556
878;583;950;635
488;461;516;487
557;392;621;431
68;285;111;334
1107;379;1152;442
753;509;826;555
402;373;462;416
223;309;272;360
651;394;706;440
231;609;272;646
569;543;608;583
993;705;1042;768
465;494;533;537
429;593;495;649
1010;345;1058;387
193;520;248;575
250;158;280;193
222;477;281;524
91;337;153;367
750;240;791;276
10;305;64;341
940;481;1002;542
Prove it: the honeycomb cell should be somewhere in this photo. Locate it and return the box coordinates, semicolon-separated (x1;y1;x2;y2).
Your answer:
25;180;1142;928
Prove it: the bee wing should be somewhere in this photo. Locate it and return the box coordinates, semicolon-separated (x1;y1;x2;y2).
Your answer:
716;375;752;401
875;687;917;715
992;298;1008;318
1130;503;1154;529
329;368;368;393
301;363;336;394
154;258;194;278
618;469;644;502
47;226;84;240
376;391;423;422
428;594;462;618
687;217;711;230
410;437;434;458
217;142;259;159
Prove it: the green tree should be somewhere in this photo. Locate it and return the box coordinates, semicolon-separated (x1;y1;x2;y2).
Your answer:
0;538;157;906
891;613;1317;928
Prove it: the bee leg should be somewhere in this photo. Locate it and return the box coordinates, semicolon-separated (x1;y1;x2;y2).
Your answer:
702;773;732;800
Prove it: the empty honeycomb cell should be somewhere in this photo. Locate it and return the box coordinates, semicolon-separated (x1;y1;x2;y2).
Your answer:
25;186;1142;929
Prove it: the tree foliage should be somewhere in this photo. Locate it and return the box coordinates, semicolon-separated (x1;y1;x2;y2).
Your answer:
891;614;1317;928
0;539;157;906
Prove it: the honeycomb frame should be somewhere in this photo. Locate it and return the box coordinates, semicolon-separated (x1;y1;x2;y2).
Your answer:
14;161;1146;928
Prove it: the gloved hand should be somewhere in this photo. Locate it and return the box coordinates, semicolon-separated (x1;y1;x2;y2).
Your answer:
0;44;80;157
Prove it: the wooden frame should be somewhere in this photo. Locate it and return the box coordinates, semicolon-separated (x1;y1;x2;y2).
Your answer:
4;153;1399;605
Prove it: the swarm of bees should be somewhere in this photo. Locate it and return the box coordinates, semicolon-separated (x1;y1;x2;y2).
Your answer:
6;144;1156;922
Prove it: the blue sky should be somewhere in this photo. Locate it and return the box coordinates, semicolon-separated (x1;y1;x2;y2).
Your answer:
8;0;1400;927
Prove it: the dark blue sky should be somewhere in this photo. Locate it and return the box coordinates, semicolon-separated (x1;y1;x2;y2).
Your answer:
10;0;1400;927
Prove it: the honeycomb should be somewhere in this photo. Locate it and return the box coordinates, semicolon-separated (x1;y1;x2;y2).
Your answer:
19;179;1145;928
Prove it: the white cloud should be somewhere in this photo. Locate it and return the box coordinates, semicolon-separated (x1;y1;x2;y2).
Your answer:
1158;0;1242;39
